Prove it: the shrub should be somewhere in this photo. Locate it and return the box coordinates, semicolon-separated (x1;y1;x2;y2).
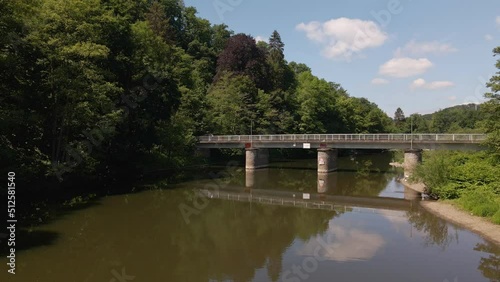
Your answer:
413;151;454;195
432;183;462;199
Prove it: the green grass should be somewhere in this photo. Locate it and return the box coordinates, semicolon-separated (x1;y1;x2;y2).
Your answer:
456;188;500;224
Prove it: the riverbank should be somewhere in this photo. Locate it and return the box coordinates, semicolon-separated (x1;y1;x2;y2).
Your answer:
401;179;500;246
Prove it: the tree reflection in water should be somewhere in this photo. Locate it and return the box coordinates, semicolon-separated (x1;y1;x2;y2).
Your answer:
164;191;340;282
406;204;500;281
474;242;500;281
406;204;455;248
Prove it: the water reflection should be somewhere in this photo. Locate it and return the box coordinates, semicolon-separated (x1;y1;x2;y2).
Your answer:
246;169;255;188
300;225;386;262
1;155;499;282
317;173;338;194
475;243;500;281
237;164;395;198
406;204;456;248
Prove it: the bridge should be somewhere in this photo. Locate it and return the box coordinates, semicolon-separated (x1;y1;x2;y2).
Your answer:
196;133;486;175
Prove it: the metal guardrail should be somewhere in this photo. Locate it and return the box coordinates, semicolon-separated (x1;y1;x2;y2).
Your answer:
197;134;487;143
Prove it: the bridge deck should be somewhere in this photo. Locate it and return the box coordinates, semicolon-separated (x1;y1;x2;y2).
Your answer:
197;134;486;150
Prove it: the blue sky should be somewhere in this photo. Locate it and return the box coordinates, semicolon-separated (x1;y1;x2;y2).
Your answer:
184;0;499;116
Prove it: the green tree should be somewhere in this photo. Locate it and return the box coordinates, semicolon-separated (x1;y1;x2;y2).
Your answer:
0;0;46;177
289;61;311;75
207;73;258;134
482;46;500;159
211;24;233;55
393;107;406;131
145;0;173;42
262;31;297;133
409;114;430;133
394;107;405;123
27;0;124;179
295;71;339;133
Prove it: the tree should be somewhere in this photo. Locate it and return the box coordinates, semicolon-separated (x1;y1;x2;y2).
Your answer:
214;33;271;91
481;46;500;159
26;0;124;179
430;110;453;133
394;107;405;123
145;0;173;42
425;104;483;133
207;73;258;134
211;24;233;55
295;71;338;133
289;61;311;75
159;0;186;44
267;30;295;92
0;0;46;177
258;31;297;133
408;114;430;133
393;107;406;132
269;30;284;62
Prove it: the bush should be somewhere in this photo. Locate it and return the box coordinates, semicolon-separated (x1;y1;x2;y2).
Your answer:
415;151;500;223
432;183;462;199
413;151;454;195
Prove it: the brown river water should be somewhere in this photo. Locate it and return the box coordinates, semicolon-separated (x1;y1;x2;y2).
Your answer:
1;153;499;282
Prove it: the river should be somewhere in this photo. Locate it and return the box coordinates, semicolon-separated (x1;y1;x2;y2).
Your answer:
1;153;499;282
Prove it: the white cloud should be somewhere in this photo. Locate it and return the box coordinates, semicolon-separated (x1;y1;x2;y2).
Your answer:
485;34;494;41
379;57;433;78
497;16;500;28
254;36;266;43
411;78;426;88
371;78;389;85
296;18;388;60
296;21;324;42
410;78;454;90
395;40;457;57
448;96;457;101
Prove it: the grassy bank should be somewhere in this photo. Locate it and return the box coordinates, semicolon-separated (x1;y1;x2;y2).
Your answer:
413;151;500;224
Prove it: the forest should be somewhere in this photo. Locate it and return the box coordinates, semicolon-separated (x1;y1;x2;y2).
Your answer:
0;0;395;188
0;0;499;216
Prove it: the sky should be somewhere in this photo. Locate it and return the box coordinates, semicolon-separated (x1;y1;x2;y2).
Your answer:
184;0;500;116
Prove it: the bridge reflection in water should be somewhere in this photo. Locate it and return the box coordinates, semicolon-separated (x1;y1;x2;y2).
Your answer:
203;170;421;214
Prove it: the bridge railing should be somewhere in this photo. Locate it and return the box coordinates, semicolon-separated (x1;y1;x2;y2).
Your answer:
198;134;487;143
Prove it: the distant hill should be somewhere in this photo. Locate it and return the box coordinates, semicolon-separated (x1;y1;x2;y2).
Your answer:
422;103;484;133
422;104;481;120
394;104;485;133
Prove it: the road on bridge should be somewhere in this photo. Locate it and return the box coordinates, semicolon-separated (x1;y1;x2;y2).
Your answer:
197;133;486;150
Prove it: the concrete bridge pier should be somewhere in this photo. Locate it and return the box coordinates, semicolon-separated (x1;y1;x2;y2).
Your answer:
404;149;423;178
318;149;338;173
246;148;269;171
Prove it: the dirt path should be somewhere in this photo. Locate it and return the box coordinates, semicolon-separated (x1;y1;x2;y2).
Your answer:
402;181;500;246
